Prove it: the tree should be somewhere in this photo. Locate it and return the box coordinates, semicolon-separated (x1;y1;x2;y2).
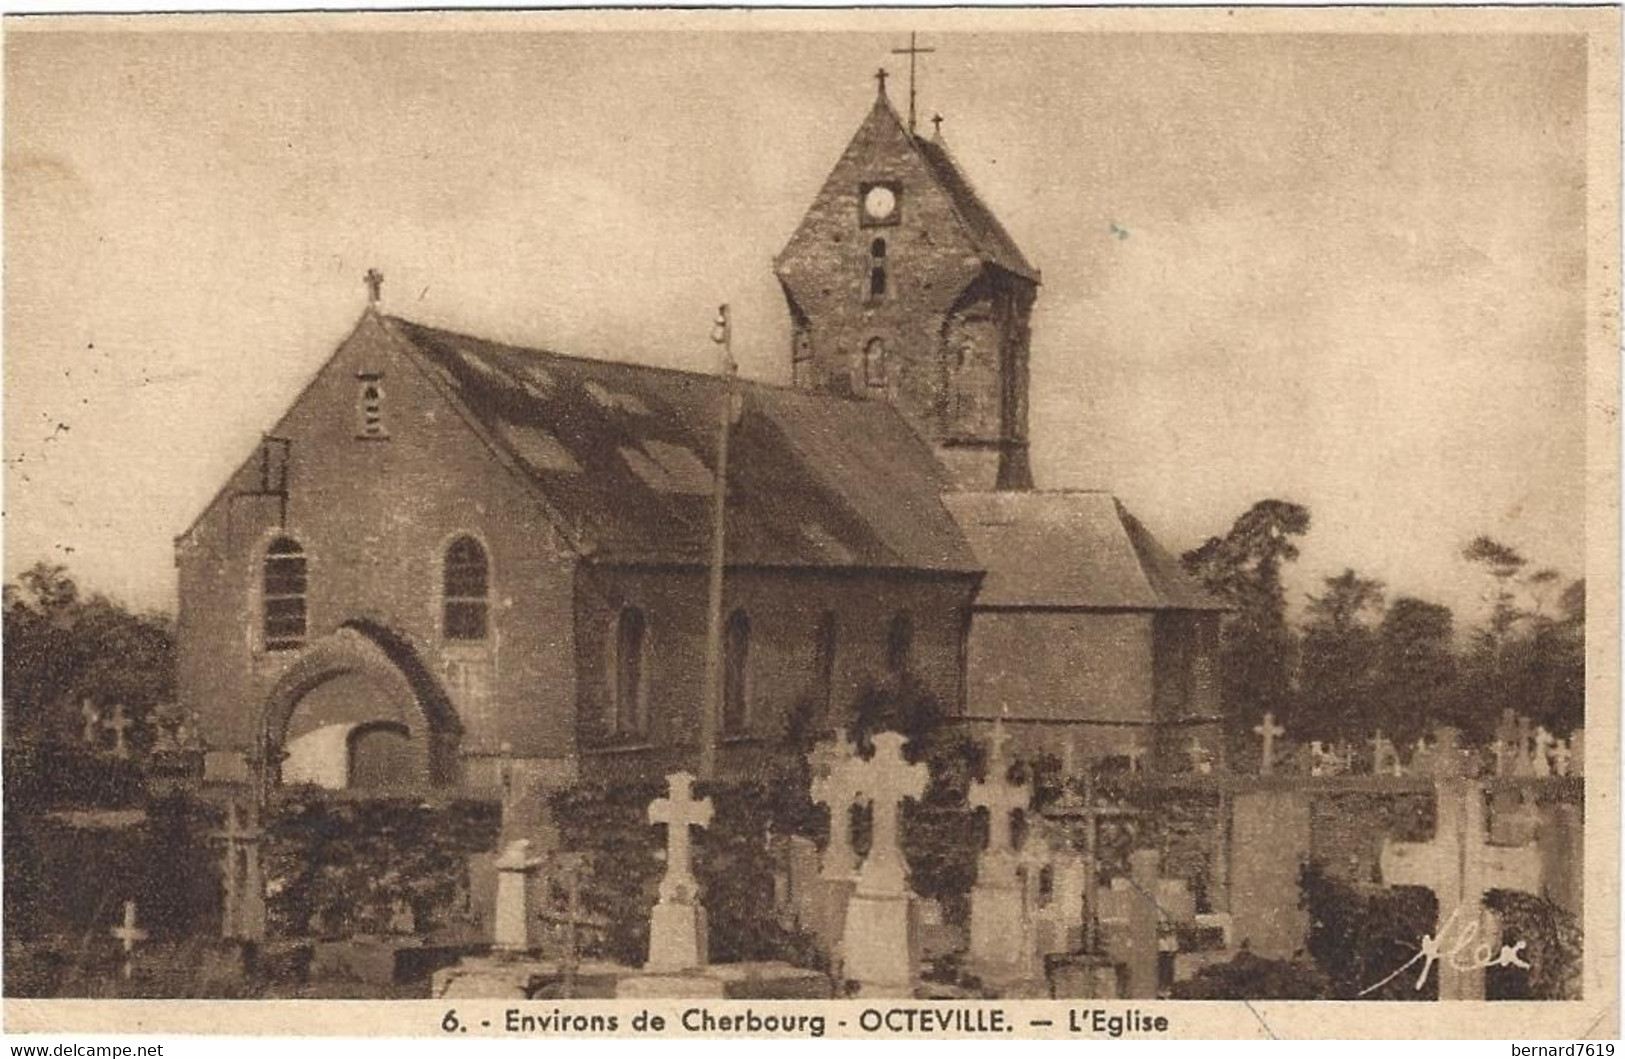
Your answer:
3;561;176;750
1297;569;1385;740
1373;596;1457;745
1182;500;1311;749
1458;538;1584;737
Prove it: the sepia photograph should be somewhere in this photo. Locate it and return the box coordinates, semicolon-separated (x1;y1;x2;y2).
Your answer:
1;7;1617;1040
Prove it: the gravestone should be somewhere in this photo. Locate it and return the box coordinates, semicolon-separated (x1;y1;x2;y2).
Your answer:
807;733;865;959
969;721;1032;979
840;731;926;996
209;801;267;943
492;839;546;953
645;771;712;973
1253;713;1284;776
1379;777;1542;999
1015;819;1088;986
111;901;147;980
1096;849;1166;999
1370;730;1402;777
105;703;134;760
1228;789;1311;958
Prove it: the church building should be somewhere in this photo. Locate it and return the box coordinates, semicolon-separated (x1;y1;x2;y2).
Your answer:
174;71;1226;798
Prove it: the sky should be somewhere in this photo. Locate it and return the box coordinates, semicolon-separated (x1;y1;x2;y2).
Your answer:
3;20;1595;624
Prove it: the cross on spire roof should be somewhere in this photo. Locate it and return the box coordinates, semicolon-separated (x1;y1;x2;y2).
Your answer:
874;67;889;95
890;31;937;135
364;268;384;306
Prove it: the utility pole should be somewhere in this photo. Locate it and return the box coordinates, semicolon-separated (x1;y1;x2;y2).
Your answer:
698;304;736;781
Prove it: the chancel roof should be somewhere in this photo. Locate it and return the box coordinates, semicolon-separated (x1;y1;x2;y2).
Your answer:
943;491;1227;611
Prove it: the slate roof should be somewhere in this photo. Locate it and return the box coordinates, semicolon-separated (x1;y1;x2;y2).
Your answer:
386;317;980;573
913;135;1041;284
942;491;1227;610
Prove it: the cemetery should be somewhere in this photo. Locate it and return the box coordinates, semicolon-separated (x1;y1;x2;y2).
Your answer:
2;697;1585;1003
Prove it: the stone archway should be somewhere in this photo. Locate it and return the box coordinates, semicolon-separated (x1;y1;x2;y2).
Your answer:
262;624;461;790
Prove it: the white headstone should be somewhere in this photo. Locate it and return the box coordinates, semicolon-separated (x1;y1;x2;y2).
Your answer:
1253;712;1284;776
841;732;928;995
645;771;713;972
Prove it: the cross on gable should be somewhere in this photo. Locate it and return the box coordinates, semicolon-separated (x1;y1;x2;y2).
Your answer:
364;268;384;305
874;67;889;94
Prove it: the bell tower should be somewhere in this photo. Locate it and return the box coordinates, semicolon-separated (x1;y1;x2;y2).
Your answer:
774;69;1041;492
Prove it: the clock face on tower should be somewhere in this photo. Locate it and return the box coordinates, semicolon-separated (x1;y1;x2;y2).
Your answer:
860;182;901;226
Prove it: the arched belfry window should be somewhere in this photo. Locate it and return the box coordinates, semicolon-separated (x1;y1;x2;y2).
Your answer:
868;238;888;299
443;536;489;641
356;373;386;438
864;337;888;388
723;609;751;736
612;607;648;736
262;537;308;652
887;610;914;675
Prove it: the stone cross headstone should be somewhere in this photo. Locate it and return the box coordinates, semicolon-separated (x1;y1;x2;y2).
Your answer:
1186;736;1213;775
645;771;713;972
1253;713;1284;776
492;838;546;953
970;720;1033;977
1096;849;1166;999
105;703;134;760
1510;715;1534;777
535;851;608;997
1550;738;1573;778
809;733;864;880
1378;777;1542;999
1530;727;1556;778
1370;730;1401;777
111;900;147;980
80;699;101;746
209;801;267;943
841;731;928;995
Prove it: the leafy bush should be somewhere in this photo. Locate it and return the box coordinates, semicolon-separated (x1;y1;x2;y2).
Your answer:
1300;860;1437;1000
1172;949;1331;999
262;796;499;939
1485;889;1582;1000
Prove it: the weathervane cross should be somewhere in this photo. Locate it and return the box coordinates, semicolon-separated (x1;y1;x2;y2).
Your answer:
890;31;937;135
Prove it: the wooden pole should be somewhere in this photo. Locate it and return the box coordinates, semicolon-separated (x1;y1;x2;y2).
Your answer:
699;305;735;781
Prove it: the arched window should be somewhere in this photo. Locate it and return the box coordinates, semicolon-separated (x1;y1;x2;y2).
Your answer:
864;337;888;388
443;536;489;641
262;536;308;652
812;611;838;715
868;238;888;298
886;610;914;675
612;607;648;736
723;609;751;736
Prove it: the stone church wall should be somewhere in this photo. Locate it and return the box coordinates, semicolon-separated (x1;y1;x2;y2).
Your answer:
176;313;581;787
573;565;977;781
962;610;1156;724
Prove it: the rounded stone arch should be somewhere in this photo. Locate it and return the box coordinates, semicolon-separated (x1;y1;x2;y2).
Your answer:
261;622;462;789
